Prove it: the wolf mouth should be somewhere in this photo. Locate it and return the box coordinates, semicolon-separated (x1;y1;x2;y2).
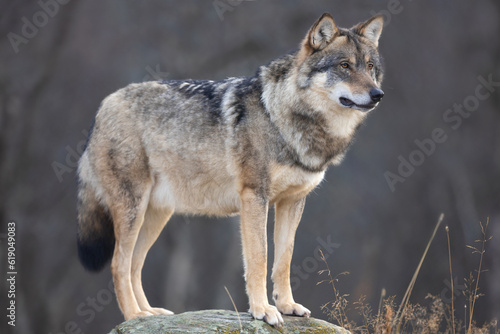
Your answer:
339;97;377;111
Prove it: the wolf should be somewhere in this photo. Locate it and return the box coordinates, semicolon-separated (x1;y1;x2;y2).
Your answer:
77;12;384;326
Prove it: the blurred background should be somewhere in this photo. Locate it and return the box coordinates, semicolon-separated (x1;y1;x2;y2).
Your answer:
1;0;499;333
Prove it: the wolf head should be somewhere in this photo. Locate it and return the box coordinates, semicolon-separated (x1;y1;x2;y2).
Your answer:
296;13;385;113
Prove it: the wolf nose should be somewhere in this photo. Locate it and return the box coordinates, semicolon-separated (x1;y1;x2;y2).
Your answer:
369;88;384;102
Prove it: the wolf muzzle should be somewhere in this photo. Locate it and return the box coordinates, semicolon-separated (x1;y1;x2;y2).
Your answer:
340;87;384;111
369;88;384;103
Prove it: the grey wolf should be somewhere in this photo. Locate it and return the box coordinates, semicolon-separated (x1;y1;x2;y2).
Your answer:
77;12;385;326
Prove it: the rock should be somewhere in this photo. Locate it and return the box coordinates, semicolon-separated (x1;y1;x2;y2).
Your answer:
109;309;348;333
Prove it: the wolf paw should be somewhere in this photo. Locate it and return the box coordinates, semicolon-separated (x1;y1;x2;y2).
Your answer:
148;307;174;316
276;301;311;317
126;310;155;320
250;304;284;327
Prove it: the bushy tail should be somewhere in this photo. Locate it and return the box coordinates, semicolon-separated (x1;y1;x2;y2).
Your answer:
77;182;115;272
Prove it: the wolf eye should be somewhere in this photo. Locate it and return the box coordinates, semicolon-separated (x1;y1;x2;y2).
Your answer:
340;62;349;69
367;62;374;70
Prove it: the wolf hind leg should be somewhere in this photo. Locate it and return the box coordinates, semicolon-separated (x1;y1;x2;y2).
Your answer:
272;197;311;317
131;204;174;315
110;184;155;320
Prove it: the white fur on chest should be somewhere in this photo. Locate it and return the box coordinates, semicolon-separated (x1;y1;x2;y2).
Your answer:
269;163;325;203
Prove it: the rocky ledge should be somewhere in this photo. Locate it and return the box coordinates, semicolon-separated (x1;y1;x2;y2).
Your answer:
109;309;348;333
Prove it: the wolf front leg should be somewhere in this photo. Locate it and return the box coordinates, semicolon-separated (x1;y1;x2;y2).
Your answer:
272;197;311;317
240;188;284;327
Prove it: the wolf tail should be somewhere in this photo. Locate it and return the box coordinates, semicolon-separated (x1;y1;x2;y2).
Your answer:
77;181;115;272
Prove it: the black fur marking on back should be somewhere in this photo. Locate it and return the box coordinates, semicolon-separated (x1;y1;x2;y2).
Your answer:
234;103;246;125
229;76;264;126
162;79;224;124
177;79;216;98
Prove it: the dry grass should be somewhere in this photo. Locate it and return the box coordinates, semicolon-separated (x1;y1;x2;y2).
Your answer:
319;215;498;334
446;225;456;334
318;248;352;331
224;286;243;331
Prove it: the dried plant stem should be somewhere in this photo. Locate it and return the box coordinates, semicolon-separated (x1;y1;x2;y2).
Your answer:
319;249;349;330
394;213;444;330
467;217;490;334
446;225;455;334
224;286;242;331
376;287;386;330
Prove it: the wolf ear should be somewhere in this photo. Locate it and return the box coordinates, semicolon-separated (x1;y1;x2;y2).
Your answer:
355;15;384;46
307;13;338;51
